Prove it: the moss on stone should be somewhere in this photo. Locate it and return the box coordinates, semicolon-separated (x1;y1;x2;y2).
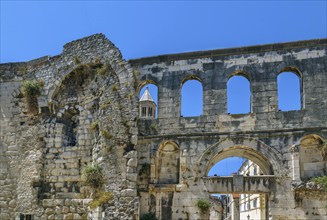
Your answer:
89;191;113;209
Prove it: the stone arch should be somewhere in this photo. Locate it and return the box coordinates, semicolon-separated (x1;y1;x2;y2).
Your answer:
137;79;158;96
195;137;282;178
299;134;326;179
278;66;302;78
227;70;251;81
156;141;180;184
48;57;132;107
181;74;203;85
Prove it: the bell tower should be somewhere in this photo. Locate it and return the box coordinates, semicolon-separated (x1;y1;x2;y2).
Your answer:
139;87;156;119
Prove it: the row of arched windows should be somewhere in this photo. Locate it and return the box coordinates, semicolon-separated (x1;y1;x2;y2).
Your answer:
139;71;301;117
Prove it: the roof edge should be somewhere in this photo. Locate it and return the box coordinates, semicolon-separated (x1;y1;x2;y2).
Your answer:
129;38;327;66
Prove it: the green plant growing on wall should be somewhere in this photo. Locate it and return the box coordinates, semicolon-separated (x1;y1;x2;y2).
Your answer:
112;84;119;92
311;176;327;192
22;80;42;97
21;80;43;114
74;56;81;65
100;101;111;110
196;199;210;213
140;212;158;220
101;130;113;140
149;123;157;131
97;63;109;75
82;162;104;189
90;121;99;131
205;149;212;155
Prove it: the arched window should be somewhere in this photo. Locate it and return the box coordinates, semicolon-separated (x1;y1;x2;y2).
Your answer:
157;142;180;184
139;83;158;118
277;72;301;111
227;75;251;114
181;79;203;117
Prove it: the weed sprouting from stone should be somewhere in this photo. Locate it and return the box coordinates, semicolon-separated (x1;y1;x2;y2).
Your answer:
89;191;113;209
196;198;210;213
90;121;99;131
81;162;104;189
311;176;327;191
21;80;43;114
101;130;113;140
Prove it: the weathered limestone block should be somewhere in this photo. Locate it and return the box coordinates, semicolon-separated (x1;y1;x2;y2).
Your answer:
0;213;10;220
121;189;136;197
45;208;54;215
73;213;83;219
43;199;54;207
127;158;137;167
63;213;73;220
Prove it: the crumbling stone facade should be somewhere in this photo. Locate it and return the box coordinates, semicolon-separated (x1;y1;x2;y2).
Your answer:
1;34;327;220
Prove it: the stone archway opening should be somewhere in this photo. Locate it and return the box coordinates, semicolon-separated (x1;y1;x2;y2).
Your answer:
201;145;277;220
205;146;274;176
207;156;267;220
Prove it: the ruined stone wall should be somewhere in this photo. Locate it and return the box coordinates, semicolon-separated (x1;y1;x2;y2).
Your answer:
131;39;327;219
1;35;327;220
1;34;139;220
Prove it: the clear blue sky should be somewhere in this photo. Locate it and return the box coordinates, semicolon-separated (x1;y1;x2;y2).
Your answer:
1;1;326;63
2;1;326;176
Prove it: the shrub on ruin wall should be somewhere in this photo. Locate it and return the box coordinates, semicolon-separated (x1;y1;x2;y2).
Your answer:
101;130;113;140
196;199;210;213
21;80;43;114
311;176;327;192
89;191;113;209
82;162;104;189
90;121;99;131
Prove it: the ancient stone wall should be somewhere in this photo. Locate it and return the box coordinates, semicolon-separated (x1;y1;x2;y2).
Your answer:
130;39;327;219
1;35;327;220
1;34;139;220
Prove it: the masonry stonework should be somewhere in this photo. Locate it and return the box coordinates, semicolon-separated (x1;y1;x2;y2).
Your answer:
1;34;327;220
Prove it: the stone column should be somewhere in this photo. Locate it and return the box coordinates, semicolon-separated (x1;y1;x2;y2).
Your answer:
290;144;301;181
232;196;240;220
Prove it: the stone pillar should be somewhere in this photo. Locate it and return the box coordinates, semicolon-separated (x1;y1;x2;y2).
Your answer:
232;196;240;220
290;144;301;181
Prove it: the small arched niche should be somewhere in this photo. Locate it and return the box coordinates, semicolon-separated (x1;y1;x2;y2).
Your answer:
277;67;302;111
299;134;326;179
138;82;158;119
157;141;180;184
227;73;251;114
181;77;203;117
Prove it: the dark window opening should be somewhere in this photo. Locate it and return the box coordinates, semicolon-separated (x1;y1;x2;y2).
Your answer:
20;214;33;220
142;107;146;117
148;107;153;116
